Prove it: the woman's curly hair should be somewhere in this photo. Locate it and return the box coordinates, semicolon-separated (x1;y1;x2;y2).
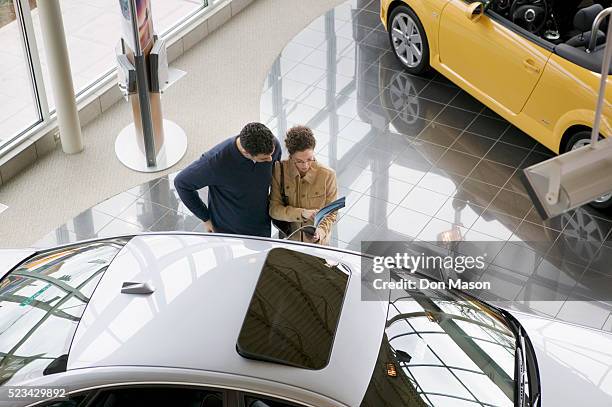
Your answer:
285;126;316;155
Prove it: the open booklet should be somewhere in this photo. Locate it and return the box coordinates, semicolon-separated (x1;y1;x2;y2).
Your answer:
286;197;346;239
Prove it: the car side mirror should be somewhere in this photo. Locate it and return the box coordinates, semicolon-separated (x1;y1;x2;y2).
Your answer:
465;2;485;22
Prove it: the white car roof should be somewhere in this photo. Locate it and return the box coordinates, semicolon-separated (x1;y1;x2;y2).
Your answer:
0;249;35;280
67;234;388;406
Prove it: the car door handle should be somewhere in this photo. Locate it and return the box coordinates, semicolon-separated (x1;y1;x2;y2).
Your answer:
523;59;541;74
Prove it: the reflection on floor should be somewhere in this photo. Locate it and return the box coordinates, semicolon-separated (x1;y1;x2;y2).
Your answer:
37;0;612;331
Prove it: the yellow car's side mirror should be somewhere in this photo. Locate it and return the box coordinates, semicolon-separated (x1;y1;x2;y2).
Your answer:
465;2;485;22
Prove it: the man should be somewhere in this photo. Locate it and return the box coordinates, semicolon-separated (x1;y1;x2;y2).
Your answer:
174;122;281;237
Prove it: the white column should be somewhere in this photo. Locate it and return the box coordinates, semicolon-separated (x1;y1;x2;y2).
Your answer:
38;0;83;154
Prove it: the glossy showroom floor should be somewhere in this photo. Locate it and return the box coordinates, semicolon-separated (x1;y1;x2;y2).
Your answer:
36;0;612;330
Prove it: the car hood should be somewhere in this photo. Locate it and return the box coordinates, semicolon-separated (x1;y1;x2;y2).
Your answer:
512;311;612;406
0;249;35;279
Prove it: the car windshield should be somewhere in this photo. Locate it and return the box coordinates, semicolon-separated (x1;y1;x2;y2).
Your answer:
0;238;130;385
362;275;517;407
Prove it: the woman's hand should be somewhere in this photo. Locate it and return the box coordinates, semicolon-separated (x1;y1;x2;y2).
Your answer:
306;228;322;243
301;209;318;220
311;229;321;243
304;229;321;243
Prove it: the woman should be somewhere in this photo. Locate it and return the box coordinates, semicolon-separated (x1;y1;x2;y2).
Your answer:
270;125;338;245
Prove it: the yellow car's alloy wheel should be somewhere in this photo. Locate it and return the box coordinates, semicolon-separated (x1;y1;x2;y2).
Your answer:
390;12;423;68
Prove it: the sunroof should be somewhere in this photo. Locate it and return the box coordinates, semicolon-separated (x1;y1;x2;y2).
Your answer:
236;248;350;370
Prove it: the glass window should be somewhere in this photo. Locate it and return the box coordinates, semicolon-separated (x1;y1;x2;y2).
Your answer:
40;394;88;407
151;0;206;35
90;386;223;407
236;248;350;370
28;0;206;108
361;285;517;407
0;0;41;149
2;0;212;157
244;394;305;407
0;238;130;385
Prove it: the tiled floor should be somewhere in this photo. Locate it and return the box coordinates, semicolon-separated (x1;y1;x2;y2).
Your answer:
36;0;612;331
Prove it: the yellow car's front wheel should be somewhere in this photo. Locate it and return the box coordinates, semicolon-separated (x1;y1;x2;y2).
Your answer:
388;5;430;74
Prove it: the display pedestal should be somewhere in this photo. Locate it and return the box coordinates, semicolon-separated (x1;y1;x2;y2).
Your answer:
115;119;187;172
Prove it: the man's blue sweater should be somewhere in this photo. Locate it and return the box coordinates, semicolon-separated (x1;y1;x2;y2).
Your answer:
174;136;281;237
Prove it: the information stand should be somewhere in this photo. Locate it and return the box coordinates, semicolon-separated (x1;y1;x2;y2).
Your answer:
115;0;187;172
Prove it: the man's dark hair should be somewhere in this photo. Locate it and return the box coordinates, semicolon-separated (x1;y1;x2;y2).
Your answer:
239;122;275;156
285;126;316;155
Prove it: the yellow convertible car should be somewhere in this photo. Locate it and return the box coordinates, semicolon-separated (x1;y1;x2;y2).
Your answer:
380;0;612;208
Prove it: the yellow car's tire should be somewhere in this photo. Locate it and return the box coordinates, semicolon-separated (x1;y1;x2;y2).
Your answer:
564;130;612;210
387;5;430;75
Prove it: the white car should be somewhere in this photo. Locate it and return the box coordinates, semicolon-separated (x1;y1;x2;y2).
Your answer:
0;233;611;407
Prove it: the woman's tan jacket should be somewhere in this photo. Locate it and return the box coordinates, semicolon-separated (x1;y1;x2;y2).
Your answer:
269;160;338;245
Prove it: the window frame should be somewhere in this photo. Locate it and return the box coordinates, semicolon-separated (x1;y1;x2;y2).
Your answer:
34;383;319;407
34;383;231;407
240;391;309;407
0;0;49;153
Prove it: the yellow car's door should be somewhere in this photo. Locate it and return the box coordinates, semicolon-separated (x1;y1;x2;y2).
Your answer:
437;1;552;116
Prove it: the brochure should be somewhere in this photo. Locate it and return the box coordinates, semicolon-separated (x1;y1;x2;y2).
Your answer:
286;197;346;239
